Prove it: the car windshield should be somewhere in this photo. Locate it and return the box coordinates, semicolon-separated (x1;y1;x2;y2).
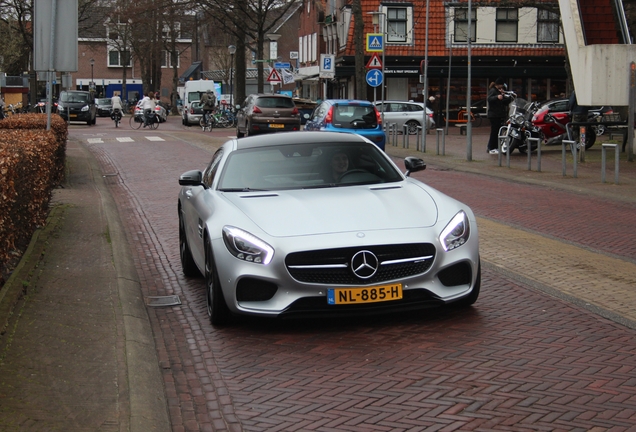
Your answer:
218;142;402;191
61;92;89;103
96;98;110;105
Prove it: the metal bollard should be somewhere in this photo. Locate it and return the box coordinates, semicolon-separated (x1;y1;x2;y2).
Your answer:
391;123;398;146
601;143;619;184
527;137;539;171
436;128;445;155
402;124;408;148
537;138;542;172
419;126;426;152
562;140;577;177
415;126;422;151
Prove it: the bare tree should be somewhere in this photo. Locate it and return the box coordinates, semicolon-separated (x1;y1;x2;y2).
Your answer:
196;0;299;94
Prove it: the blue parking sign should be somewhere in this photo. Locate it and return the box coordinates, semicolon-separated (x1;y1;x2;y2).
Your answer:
323;56;332;71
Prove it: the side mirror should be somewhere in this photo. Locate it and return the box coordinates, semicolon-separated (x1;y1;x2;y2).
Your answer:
179;170;204;187
404;156;426;177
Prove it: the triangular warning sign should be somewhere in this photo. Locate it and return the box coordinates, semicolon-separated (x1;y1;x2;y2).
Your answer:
267;69;282;82
366;53;382;69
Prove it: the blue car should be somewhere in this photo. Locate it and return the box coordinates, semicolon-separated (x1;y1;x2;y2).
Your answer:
304;100;386;150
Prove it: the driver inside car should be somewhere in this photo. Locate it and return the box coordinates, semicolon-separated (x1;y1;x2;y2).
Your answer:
329;151;350;182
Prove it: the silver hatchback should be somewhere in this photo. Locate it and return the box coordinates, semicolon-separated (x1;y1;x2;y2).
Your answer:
374;101;435;135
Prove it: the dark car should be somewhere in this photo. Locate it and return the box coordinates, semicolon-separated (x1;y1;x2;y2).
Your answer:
57;90;97;125
304;99;386;150
95;98;113;117
236;94;301;137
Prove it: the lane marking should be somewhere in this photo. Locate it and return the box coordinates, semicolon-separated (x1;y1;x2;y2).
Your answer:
146;136;164;141
117;137;134;142
87;138;103;143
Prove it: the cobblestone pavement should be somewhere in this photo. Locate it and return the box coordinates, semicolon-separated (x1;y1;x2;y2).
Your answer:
1;120;635;431
89;123;636;431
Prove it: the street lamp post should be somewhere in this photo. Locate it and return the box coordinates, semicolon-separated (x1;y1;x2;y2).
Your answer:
90;58;95;93
369;12;386;129
228;45;236;108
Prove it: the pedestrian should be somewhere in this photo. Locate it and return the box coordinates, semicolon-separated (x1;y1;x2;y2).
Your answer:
486;77;512;154
426;96;435;111
200;89;217;127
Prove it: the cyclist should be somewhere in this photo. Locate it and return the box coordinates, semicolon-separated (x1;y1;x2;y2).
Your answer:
200;89;216;129
111;93;124;126
141;91;156;128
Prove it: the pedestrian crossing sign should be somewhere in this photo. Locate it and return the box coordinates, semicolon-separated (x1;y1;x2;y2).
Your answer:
366;33;384;52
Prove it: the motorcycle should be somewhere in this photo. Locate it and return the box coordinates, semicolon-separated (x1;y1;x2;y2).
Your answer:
110;108;123;128
532;106;596;150
498;93;542;154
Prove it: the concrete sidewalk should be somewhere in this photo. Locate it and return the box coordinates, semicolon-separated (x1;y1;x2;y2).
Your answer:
385;125;636;203
0;140;170;431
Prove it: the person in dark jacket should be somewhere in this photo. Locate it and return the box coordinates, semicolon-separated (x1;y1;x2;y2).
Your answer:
486;77;513;154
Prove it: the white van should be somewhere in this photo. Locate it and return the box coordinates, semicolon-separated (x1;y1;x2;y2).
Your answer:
181;79;216;125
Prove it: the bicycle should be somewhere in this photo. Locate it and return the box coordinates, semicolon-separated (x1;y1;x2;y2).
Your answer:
199;111;230;132
111;108;123;128
130;111;159;129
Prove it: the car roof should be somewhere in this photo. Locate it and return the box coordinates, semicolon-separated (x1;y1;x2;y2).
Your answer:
249;93;293;98
235;131;369;150
322;99;375;106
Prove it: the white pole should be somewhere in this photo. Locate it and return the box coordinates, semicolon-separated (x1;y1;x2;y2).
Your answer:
466;0;472;161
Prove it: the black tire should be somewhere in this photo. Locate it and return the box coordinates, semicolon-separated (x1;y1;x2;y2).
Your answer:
584;128;596;149
130;115;142;130
405;120;420;135
471;116;483;128
205;238;232;326
452;262;481;307
179;212;201;277
236;127;244;138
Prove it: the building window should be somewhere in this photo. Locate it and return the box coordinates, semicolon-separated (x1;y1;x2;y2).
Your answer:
387;7;407;43
537;9;559;43
381;6;413;44
496;8;518;42
161;51;180;68
108;50;131;67
454;8;476;43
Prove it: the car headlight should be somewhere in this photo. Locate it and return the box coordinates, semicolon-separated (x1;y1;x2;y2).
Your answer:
439;211;470;251
81;105;89;112
57;103;65;112
222;226;274;265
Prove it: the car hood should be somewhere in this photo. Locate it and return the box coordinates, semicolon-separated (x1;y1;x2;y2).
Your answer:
222;182;439;237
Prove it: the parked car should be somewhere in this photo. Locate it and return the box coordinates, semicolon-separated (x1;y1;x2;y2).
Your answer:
155;104;168;123
373;101;435;134
95;98;113;117
293;98;318;125
57;90;97;125
34;98;58;114
304;99;386;150
182;101;204;126
236;94;302;137
177;131;480;325
132;100;168;123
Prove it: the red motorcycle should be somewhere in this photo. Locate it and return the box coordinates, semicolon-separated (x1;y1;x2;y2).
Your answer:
532;106;596;150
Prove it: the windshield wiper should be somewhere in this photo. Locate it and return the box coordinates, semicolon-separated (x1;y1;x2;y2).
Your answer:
218;188;270;192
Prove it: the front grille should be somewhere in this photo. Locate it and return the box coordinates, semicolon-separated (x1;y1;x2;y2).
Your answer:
437;262;472;287
236;278;278;302
285;243;436;285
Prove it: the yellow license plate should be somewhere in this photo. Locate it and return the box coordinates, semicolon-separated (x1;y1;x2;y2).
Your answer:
70;114;77;118
269;124;284;128
328;283;402;305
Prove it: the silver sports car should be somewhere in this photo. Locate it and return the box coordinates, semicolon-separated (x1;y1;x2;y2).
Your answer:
178;131;480;325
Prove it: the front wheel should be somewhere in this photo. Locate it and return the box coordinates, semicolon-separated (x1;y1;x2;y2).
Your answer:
205;239;232;326
130;115;142;130
150;117;159;129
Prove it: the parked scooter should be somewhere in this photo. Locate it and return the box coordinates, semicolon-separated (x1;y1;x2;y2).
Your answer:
498;93;542;154
532;106;597;150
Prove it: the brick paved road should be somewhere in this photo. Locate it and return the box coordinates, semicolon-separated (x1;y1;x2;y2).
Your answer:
77;122;636;431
